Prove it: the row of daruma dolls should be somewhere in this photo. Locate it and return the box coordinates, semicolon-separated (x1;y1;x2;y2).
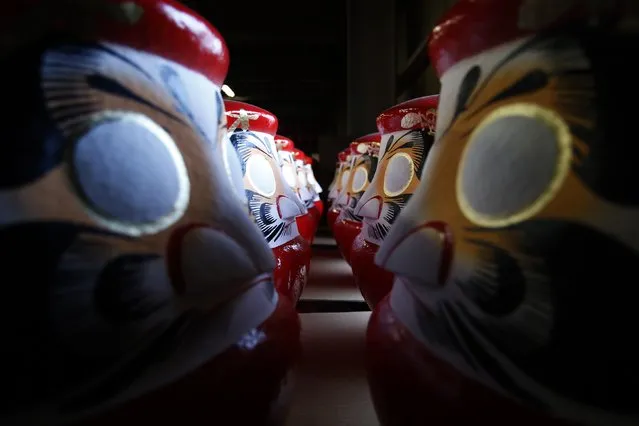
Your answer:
3;0;637;425
326;95;438;309
224;99;324;303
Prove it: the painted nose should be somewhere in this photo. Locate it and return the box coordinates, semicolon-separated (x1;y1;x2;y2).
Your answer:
167;223;274;310
354;195;381;219
335;191;350;207
376;220;453;289
277;195;305;220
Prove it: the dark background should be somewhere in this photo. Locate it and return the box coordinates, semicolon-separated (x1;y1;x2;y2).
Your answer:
182;0;457;192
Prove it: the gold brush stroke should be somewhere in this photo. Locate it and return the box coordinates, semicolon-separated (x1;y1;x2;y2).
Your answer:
456;103;573;228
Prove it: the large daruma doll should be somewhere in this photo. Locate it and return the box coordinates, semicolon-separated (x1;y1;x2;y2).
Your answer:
332;133;380;264
225;101;310;303
351;96;438;308
366;1;639;425
0;1;301;425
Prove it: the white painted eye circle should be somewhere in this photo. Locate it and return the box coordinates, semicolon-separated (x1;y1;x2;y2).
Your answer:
351;165;368;193
383;152;414;197
246;154;276;197
341;169;351;188
457;103;572;228
297;168;308;186
222;134;248;204
282;163;297;188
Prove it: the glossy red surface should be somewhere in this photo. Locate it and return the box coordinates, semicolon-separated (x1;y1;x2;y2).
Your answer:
272;235;311;303
354;132;382;143
376;95;439;134
274;135;295;151
1;0;229;86
313;200;324;219
296;213;316;245
333;217;362;265
224;100;278;135
307;207;321;243
327;208;340;233
80;293;301;426
366;295;574;426
427;0;623;77
338;150;349;162
290;148;306;163
350;233;394;308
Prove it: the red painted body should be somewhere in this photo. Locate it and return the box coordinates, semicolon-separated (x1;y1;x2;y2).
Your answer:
313;200;324;220
272;235;311;303
327;208;340;233
308;205;322;236
366;295;572;426
350;233;394;308
332;217;362;265
80;294;301;426
295;213;316;245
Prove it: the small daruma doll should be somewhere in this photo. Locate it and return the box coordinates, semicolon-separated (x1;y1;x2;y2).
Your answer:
366;1;639;425
327;148;351;231
225;101;310;303
333;134;380;264
303;155;324;220
291;148;319;242
0;1;301;425
275;136;315;245
327;151;344;208
352;96;438;308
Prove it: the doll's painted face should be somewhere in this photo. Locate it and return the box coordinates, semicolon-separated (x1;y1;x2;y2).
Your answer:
377;31;639;419
356;121;435;245
305;164;322;198
327;164;341;203
228;130;305;248
338;148;378;222
295;158;315;208
0;40;277;422
278;150;301;194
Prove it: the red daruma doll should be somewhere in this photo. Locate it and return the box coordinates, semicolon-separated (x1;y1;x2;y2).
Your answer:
333;133;380;264
225;101;310;303
275;136;315;245
366;1;639;425
327;148;351;232
0;1;301;425
351;95;438;308
291;148;320;242
303;155;324;223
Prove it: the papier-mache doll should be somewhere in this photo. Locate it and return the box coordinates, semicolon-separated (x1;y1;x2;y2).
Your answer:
291;147;320;242
327;148;351;232
0;1;301;425
275;135;315;245
333;133;380;264
225;101;310;303
303;155;324;221
351;96;438;308
327;153;343;207
366;1;639;425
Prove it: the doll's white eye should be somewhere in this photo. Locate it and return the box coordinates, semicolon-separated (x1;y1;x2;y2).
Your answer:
383;152;414;197
246;154;276;197
457;103;572;228
341;169;351;188
222;135;248;204
282;163;297;188
351;165;368;193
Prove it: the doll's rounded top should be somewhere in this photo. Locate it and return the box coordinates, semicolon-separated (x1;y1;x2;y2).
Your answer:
224;100;278;135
